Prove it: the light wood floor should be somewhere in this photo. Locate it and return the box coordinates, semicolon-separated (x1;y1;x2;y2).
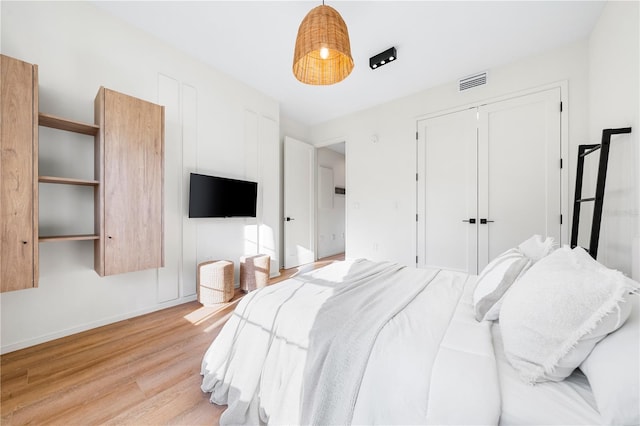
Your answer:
1;254;344;425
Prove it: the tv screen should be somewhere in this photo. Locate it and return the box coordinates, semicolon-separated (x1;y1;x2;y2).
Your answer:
189;173;257;218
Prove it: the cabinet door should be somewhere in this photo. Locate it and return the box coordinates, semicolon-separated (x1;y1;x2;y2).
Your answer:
1;55;38;292
99;88;164;276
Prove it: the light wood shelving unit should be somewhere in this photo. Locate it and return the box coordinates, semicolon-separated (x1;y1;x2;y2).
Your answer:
38;112;100;243
38;234;100;243
38;112;99;136
3;54;166;286
39;176;99;186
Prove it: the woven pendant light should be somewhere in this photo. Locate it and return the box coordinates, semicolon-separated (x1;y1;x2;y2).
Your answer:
293;3;354;85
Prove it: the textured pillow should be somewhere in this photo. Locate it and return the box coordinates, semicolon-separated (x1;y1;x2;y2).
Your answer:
517;234;555;262
473;248;532;322
499;246;638;384
580;293;639;425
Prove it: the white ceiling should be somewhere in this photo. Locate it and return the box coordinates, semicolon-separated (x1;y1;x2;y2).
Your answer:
92;1;605;126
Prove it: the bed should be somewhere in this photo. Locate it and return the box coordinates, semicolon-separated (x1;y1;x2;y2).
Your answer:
201;236;640;425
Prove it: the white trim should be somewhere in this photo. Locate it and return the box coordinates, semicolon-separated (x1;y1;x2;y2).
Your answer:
313;137;348;261
414;80;569;122
315;135;347;149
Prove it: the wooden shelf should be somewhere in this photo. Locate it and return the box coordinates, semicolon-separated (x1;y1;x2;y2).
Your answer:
39;234;99;243
39;176;99;186
38;112;99;136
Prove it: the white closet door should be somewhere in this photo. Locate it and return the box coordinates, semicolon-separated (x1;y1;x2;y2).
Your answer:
417;108;478;272
477;88;561;269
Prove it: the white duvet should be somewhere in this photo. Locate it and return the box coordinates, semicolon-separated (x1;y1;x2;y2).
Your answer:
201;259;501;425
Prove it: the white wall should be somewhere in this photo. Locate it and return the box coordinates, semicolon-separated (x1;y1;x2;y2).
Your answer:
317;147;346;258
310;41;590;267
0;1;279;353
588;1;639;279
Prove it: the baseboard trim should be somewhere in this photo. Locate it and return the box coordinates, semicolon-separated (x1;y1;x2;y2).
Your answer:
0;295;198;355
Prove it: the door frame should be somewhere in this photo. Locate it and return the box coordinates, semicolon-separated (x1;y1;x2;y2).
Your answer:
315;137;348;260
282;136;348;269
415;80;569;265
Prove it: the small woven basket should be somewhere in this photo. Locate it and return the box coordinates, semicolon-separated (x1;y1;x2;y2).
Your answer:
197;260;234;304
240;254;271;293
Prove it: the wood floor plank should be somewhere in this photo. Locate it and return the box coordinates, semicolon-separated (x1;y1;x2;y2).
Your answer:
0;255;344;425
105;375;210;425
168;399;227;426
46;380;147;425
7;367;137;425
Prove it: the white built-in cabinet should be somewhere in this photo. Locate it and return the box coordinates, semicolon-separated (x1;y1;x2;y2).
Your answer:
417;88;562;274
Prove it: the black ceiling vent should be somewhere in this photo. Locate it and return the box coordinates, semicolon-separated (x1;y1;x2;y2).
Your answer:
459;72;488;91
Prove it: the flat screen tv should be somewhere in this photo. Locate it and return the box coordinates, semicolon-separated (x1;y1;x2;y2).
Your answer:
189;173;257;218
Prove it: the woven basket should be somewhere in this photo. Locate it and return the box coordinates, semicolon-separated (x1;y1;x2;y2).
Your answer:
197;260;234;304
240;254;271;293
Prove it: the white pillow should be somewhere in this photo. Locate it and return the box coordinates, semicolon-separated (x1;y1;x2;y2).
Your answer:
499;246;638;384
580;293;639;425
473;248;532;322
517;234;555;262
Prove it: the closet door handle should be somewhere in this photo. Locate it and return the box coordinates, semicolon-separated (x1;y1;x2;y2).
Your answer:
462;218;476;224
480;218;494;224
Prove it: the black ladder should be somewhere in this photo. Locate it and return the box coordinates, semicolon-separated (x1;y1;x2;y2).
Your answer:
570;127;632;258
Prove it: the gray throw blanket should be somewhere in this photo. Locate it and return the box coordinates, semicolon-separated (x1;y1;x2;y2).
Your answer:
300;260;440;425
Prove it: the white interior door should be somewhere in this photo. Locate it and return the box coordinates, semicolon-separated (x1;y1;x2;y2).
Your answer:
477;88;561;269
284;136;315;269
417;108;478;272
417;88;562;274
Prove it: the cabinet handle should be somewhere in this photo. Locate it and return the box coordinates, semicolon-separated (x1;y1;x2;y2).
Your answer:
285;217;295;222
480;218;495;224
108;236;112;239
462;218;476;224
22;241;28;244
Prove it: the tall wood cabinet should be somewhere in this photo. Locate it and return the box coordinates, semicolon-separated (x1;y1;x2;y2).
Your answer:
1;55;39;292
94;87;165;276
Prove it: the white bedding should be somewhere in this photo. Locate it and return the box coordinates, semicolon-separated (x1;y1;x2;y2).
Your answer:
201;259;501;425
200;258;609;425
492;322;602;425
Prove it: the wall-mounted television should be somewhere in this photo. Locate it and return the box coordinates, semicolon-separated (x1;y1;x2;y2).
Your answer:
188;173;257;218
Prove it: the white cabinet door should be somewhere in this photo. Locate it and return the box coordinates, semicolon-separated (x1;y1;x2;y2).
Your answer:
477;88;561;270
417;88;562;274
417;108;478;273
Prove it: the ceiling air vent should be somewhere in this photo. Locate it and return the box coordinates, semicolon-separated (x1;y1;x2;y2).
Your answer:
459;72;487;92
